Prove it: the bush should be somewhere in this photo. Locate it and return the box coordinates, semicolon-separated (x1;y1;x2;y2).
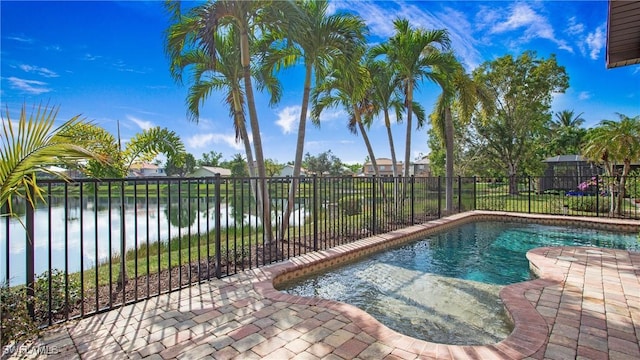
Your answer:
625;170;640;199
34;269;82;322
566;196;610;213
1;283;38;347
339;196;362;215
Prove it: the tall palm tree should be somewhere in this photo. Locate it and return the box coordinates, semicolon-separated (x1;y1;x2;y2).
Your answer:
430;52;490;212
1;104;105;213
582;113;640;215
165;0;292;240
369;19;450;178
261;0;366;237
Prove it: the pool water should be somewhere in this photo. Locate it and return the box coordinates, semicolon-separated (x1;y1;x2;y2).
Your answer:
279;221;638;345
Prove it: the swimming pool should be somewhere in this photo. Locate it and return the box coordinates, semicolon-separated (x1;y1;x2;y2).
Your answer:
278;221;638;345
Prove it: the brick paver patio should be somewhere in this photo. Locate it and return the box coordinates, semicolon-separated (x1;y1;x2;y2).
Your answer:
4;213;639;359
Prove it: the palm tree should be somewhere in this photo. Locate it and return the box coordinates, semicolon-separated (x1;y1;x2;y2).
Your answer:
261;0;366;237
311;57;380;178
1;104;105;213
369;19;451;178
430;52;490;212
582;113;640;215
165;0;292;240
551;110;585;130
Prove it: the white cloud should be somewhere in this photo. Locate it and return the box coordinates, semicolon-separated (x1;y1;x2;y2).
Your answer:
18;64;59;78
488;3;573;54
6;35;33;43
186;133;243;150
585;24;606;60
566;16;584;36
127;115;154;130
7;77;51;94
275;106;301;134
83;53;101;61
578;91;591;101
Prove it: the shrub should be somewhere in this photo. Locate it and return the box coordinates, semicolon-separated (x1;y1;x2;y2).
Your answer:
34;269;82;322
566;196;610;213
625;170;640;199
1;283;38;347
339;196;362;215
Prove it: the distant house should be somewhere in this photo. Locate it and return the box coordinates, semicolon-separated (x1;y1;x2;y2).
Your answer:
188;166;232;178
411;157;432;177
540;155;601;192
277;165;308;177
129;162;166;178
363;158;404;177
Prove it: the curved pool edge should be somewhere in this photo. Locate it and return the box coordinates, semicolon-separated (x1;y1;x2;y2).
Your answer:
252;211;640;359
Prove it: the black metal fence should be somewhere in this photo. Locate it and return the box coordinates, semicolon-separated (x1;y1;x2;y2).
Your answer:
1;175;638;331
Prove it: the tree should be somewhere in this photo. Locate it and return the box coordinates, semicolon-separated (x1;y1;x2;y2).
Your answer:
198;151;223;167
582;113;640;215
165;153;196;176
221;153;249;177
547;110;587;156
74;126;186;178
471;51;569;194
430;52;490;212
303;150;343;176
369;19;451;178
264;158;284;177
311;56;379;178
1;104;106;213
261;0;366;237
165;0;292;241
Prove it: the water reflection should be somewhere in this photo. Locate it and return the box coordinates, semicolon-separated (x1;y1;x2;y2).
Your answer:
1;194;310;284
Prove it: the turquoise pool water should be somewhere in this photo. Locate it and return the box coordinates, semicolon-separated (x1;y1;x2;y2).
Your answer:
279;221;638;345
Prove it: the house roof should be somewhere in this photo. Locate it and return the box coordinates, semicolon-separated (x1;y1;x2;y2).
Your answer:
543;155;588;163
130;162;159;170
195;166;232;176
364;158;403;166
606;0;640;68
413;157;430;165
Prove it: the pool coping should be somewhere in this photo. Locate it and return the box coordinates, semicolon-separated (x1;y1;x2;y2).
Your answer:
252;210;640;358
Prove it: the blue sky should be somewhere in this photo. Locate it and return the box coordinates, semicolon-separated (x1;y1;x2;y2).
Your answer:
1;1;639;166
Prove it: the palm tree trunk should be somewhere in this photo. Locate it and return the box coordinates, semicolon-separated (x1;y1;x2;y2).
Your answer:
404;82;414;178
279;63;313;239
444;106;454;212
240;29;272;241
384;109;400;217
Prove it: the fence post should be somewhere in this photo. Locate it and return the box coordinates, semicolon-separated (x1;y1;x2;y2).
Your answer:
595;175;600;217
410;176;415;225
313;175;318;252
214;174;222;278
26;189;35;319
528;176;532;214
473;177;477;210
119;180;126;295
437;176;442;219
457;176;462;212
371;175;376;235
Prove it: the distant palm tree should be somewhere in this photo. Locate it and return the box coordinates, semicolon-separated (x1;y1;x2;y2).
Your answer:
552;110;585;130
261;0;366;237
1;104;105;213
369;19;451;178
582;113;640;215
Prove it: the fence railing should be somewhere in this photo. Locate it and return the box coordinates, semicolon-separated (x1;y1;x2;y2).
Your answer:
1;175;638;330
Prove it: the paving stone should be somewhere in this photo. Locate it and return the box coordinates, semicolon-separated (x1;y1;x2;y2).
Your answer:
230;333;266;353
